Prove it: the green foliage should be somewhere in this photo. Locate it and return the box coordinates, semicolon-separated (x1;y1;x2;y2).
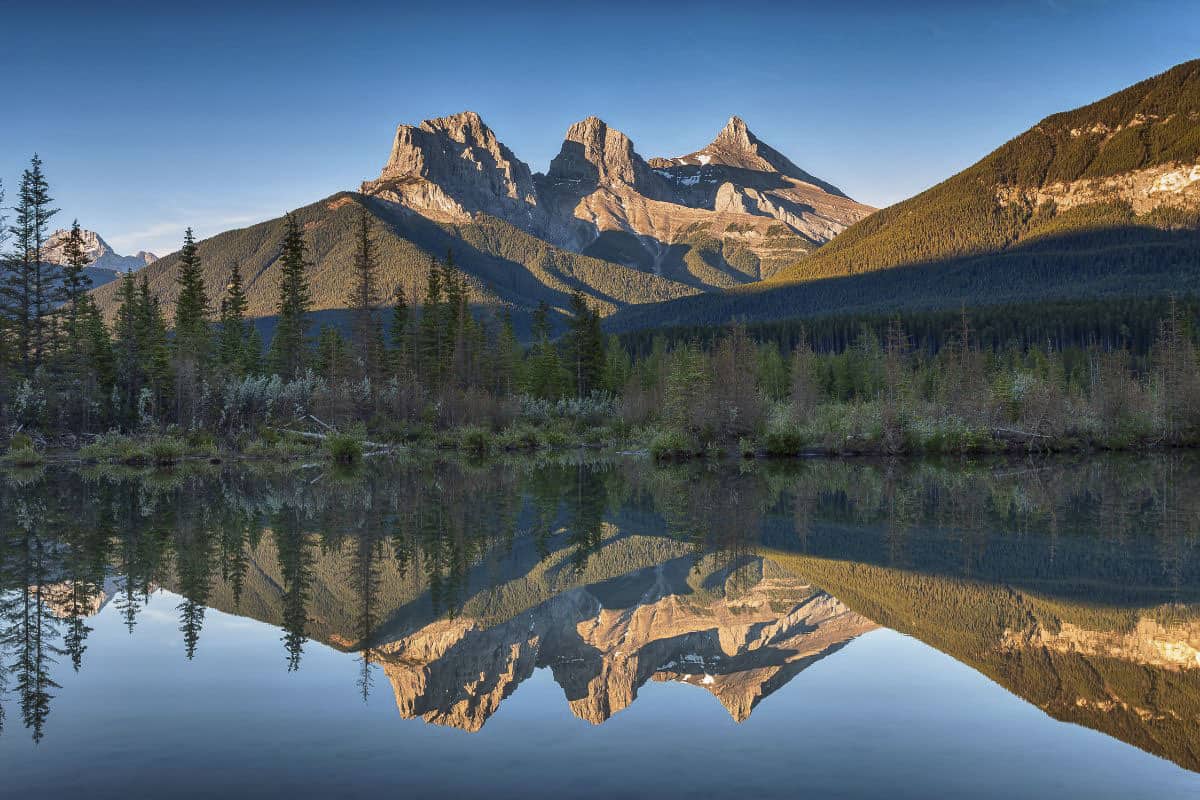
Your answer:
268;213;313;379
2;446;43;467
325;432;363;464
457;425;493;456
649;427;701;461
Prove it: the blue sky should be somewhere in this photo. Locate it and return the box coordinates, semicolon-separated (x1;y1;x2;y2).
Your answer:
2;0;1197;256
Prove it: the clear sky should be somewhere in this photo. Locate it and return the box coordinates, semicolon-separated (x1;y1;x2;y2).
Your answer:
2;0;1197;257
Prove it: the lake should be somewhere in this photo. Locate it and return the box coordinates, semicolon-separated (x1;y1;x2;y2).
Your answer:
1;454;1198;799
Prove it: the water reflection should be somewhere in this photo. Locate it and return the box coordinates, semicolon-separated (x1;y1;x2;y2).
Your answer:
0;455;1198;771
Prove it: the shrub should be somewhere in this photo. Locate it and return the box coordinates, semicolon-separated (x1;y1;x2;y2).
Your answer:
8;432;34;451
3;446;44;467
497;423;541;451
80;432;150;464
458;426;493;456
147;436;186;465
762;425;806;457
649;428;700;461
326;433;363;464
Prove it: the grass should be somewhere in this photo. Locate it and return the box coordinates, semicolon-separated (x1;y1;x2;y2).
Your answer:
80;432;216;465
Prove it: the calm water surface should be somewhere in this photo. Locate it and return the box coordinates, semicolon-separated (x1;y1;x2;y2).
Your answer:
1;455;1198;799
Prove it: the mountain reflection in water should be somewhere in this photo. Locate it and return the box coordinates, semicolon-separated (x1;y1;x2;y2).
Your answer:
0;454;1198;776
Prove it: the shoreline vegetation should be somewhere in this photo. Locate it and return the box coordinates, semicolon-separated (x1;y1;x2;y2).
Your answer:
3;156;1200;468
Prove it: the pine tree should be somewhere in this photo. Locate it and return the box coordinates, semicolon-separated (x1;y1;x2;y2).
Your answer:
112;271;142;420
526;301;566;399
2;156;60;376
315;325;351;381
138;276;173;421
55;221;98;432
0;178;9;399
59;221;92;327
76;298;113;431
268;213;312;378
217;262;250;375
418;255;444;387
347;206;383;378
493;308;521;395
566;292;605;398
173;228;210;363
390;283;410;373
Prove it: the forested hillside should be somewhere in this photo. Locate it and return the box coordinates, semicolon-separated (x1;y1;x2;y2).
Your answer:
90;192;700;334
608;60;1200;333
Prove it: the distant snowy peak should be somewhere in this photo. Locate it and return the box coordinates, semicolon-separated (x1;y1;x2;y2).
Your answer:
42;227;158;273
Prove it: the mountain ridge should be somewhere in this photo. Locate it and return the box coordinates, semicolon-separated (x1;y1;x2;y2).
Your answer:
607;59;1200;333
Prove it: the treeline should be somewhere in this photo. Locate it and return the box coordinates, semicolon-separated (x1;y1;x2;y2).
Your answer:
621;301;1200;458
620;296;1200;358
4;154;1200;458
0;157;629;445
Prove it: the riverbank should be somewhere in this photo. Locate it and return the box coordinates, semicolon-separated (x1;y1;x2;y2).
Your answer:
3;401;1194;472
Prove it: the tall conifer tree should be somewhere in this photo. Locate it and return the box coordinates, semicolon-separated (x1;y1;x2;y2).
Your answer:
268;213;312;378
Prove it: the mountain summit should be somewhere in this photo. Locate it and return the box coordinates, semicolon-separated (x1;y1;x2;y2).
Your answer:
95;110;870;331
43;228;157;273
363;110;872;285
606;59;1200;333
653;116;848;197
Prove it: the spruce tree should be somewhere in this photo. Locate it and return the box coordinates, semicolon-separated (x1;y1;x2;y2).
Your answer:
217;262;250;374
112;272;142;420
494;307;521;395
173;228;210;363
566;292;605;398
56;221;96;431
390;283;410;373
2;156;60;375
418;255;444;387
172;227;209;424
347;206;382;378
59;221;92;327
138;276;173;420
267;213;312;378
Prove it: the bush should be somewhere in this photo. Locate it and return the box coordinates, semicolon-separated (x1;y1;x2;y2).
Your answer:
761;425;807;457
326;433;363;464
8;432;34;451
80;432;149;464
458;426;493;456
3;445;44;467
649;428;701;461
147;437;186;465
496;423;541;451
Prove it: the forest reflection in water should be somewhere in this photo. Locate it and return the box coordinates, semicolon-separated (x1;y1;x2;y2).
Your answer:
0;453;1198;774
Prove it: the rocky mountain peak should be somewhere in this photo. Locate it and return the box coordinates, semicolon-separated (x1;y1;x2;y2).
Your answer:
714;115;753;149
42;227;157;272
545;116;669;199
366;110;541;223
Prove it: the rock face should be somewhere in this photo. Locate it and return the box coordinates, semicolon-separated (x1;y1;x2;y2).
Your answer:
362;111;874;285
367;111;545;227
372;556;877;732
42;228;157;273
543;116;671;200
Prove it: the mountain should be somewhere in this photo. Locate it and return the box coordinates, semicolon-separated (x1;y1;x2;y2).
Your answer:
43;227;157;276
606;59;1200;333
375;556;874;731
89;190;698;336
94;111;868;331
768;550;1200;774
363;112;872;287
